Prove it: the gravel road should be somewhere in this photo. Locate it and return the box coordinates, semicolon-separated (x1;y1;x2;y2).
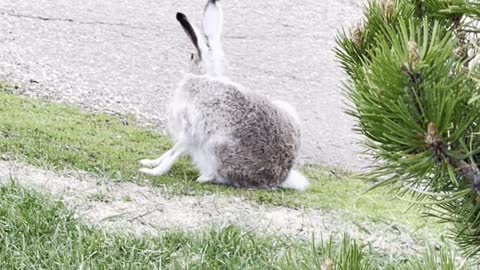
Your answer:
0;0;370;170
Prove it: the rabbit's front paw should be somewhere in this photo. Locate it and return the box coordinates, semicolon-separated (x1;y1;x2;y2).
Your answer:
139;167;168;176
139;159;157;168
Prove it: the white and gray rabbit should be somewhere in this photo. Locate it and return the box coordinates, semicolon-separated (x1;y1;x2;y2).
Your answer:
139;0;309;191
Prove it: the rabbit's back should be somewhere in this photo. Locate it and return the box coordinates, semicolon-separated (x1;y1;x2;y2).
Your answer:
179;75;301;188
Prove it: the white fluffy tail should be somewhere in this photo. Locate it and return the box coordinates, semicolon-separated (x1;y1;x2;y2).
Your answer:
280;170;309;192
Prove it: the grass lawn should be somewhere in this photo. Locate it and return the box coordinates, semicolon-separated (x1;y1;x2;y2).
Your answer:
0;182;473;270
0;89;437;229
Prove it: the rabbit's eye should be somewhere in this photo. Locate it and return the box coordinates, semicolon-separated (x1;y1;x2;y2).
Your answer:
190;53;194;60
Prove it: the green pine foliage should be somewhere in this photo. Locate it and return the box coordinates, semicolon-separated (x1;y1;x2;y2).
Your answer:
335;0;480;258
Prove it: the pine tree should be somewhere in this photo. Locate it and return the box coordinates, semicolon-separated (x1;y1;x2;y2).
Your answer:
335;0;480;257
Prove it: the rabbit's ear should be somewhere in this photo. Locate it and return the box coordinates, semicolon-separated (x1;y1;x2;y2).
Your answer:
202;0;224;73
176;12;207;58
203;0;223;44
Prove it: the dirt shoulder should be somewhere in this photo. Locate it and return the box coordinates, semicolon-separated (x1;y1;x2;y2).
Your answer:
0;160;437;259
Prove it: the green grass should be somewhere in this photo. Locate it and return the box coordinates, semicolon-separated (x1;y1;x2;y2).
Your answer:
0;183;359;269
1;183;476;269
0;90;436;228
0;183;288;269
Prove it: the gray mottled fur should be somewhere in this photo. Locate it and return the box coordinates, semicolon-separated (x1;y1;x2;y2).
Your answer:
169;75;301;189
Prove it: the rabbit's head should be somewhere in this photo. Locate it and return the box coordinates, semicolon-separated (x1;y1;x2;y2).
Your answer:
176;0;224;76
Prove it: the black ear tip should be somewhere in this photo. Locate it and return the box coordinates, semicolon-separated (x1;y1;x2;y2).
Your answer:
176;12;186;22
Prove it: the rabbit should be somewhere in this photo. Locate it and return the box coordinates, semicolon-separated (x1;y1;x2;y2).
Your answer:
139;0;309;191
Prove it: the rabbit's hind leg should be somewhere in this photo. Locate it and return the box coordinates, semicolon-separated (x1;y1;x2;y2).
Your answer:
191;146;229;185
196;175;216;183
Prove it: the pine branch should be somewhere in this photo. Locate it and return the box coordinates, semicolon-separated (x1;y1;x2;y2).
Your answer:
335;0;480;257
426;123;480;192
